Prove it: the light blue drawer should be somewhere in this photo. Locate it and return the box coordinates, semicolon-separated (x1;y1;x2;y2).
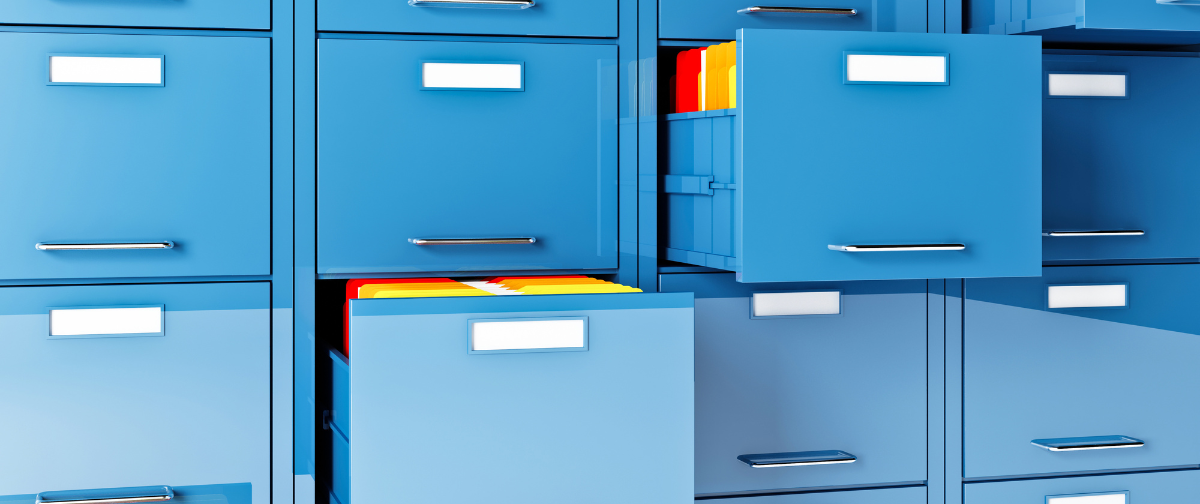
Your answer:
0;1;267;30
716;485;926;504
318;39;617;275
0;33;270;281
966;470;1200;504
665;30;1041;283
659;0;927;40
318;0;615;37
661;274;927;496
1043;54;1200;262
969;0;1200;44
0;283;270;504
1;484;253;504
340;293;694;503
965;265;1200;479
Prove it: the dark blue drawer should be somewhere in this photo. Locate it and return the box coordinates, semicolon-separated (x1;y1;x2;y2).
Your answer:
965;265;1200;478
969;0;1200;44
966;469;1200;504
0;0;267;30
318;39;618;275
660;0;927;40
1043;53;1200;262
662;274;926;495
0;33;270;281
0;283;270;503
318;0;616;37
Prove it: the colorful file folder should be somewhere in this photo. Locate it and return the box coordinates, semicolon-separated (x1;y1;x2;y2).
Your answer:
674;41;736;113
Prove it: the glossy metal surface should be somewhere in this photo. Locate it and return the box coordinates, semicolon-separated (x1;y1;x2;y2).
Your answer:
35;242;174;251
408;238;535;246
409;0;534;7
828;244;966;252
738;6;857;15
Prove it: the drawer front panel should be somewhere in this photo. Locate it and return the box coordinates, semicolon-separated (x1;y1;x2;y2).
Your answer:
717;485;926;504
966;470;1200;504
0;33;270;281
318;0;616;37
662;274;927;495
1077;0;1200;32
1043;54;1200;261
318;39;617;274
660;0;927;41
347;293;694;503
1;483;253;504
0;283;270;504
965;265;1200;478
0;1;267;30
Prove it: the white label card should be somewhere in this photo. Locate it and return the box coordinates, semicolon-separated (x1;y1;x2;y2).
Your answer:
846;54;947;83
1048;74;1126;97
753;291;841;317
423;62;522;89
50;56;163;85
50;307;163;336
471;319;586;351
1048;285;1127;309
1047;493;1127;504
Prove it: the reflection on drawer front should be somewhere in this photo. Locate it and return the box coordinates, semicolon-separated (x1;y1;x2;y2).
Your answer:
968;0;1200;44
0;283;270;504
966;469;1200;504
318;39;617;275
965;265;1200;478
661;274;926;495
318;0;616;37
1;483;253;504
0;33;270;281
660;0;927;40
341;293;694;503
0;0;268;30
716;485;926;504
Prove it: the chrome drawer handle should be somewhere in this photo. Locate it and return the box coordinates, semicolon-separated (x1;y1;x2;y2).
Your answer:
36;241;174;251
1043;230;1145;237
37;486;173;504
409;237;536;245
738;6;858;15
738;450;857;468
829;243;965;252
409;0;535;8
1031;435;1144;452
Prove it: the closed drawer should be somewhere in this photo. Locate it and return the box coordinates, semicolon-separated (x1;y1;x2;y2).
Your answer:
0;0;267;30
0;282;270;503
1043;54;1200;262
318;0;616;37
966;470;1200;504
318;39;617;275
340;293;694;503
660;0;927;40
661;274;926;496
716;485;926;504
969;0;1200;44
664;30;1041;283
965;265;1200;478
0;33;270;281
2;484;253;504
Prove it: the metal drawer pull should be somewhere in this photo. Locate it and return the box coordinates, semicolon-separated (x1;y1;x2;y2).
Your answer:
1158;0;1200;5
1031;435;1144;452
409;0;535;8
36;241;174;251
410;237;536;246
1044;230;1145;237
738;6;857;15
737;450;857;468
829;243;965;252
37;486;173;504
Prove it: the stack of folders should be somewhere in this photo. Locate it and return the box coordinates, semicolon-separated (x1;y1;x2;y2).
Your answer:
341;276;641;355
673;41;737;114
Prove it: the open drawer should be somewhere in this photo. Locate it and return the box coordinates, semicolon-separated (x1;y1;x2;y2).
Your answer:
664;30;1042;283
968;0;1200;45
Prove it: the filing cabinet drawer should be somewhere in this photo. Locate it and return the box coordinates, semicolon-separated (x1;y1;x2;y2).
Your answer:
715;485;926;504
318;39;617;275
664;30;1041;282
660;0;927;40
0;282;270;503
2;484;253;504
661;274;926;495
964;265;1200;478
0;0;268;30
318;0;616;37
0;33;270;281
970;0;1200;43
1043;54;1200;262
338;293;694;503
966;469;1200;504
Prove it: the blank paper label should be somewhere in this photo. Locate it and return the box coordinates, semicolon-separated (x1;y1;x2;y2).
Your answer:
471;319;585;351
846;54;947;83
50;56;163;85
50;307;163;336
1048;74;1126;97
1047;493;1127;504
1048;285;1127;309
753;291;841;317
423;62;522;89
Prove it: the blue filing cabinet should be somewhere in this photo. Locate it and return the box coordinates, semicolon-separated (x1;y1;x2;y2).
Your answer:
318;0;617;37
664;29;1042;283
964;265;1200;479
1043;53;1200;262
0;0;269;30
965;469;1200;504
331;293;695;504
659;0;928;40
0;283;271;504
661;274;926;496
0;32;271;281
968;0;1200;44
317;39;618;275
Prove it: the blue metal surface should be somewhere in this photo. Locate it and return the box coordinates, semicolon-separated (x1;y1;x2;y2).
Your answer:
37;486;172;504
968;0;1200;44
659;0;928;40
0;32;270;281
317;38;618;275
344;293;694;503
0;283;270;504
712;485;927;504
965;265;1200;479
965;469;1200;502
317;0;616;37
0;1;268;30
3;484;252;504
